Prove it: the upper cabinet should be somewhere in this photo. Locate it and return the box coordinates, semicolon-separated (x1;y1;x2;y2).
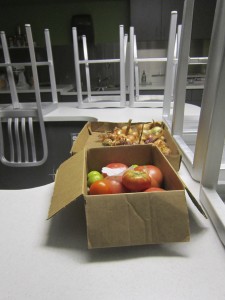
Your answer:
192;0;217;40
161;0;184;40
130;0;162;41
130;0;217;41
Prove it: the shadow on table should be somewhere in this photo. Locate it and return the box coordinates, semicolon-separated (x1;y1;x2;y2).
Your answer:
45;196;208;263
186;195;209;236
45;197;87;251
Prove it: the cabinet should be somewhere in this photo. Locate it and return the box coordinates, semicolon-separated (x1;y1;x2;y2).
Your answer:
186;88;203;107
130;0;162;41
130;0;184;41
161;0;184;40
192;0;217;39
0;91;59;104
130;0;216;41
190;89;203;106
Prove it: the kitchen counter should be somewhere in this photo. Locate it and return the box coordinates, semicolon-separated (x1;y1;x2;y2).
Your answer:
0;105;224;300
60;83;204;96
0;83;204;95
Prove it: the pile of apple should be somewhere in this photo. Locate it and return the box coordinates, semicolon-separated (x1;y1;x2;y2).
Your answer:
87;162;166;195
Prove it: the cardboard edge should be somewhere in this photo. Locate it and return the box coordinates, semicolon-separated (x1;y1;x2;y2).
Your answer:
185;186;208;219
48;149;86;219
154;142;206;218
174;173;208;219
85;190;190;249
48;143;193;248
70;123;91;155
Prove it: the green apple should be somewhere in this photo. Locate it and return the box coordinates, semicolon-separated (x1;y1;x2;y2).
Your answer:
87;171;104;187
87;170;102;178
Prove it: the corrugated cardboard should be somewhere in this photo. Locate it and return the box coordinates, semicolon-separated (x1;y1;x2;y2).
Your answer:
48;144;192;249
70;121;182;171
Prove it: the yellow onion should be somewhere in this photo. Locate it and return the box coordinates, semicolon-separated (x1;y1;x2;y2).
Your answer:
136;123;150;132
126;135;136;143
114;128;123;136
130;131;139;137
136;124;145;132
149;126;163;135
142;129;151;136
121;126;128;133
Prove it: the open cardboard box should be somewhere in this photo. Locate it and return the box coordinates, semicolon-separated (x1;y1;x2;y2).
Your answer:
48;144;206;249
70;121;182;172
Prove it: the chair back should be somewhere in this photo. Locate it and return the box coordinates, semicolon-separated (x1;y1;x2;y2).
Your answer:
0;107;48;167
0;25;49;167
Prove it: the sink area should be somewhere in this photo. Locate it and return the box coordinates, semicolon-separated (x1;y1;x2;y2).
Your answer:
67;85;120;93
67;87;76;92
187;75;205;85
94;85;119;91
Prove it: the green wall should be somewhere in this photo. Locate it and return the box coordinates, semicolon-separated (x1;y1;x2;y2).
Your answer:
0;0;130;46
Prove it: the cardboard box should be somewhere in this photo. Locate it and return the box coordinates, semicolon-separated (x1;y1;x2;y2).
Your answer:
70;121;182;172
48;144;193;249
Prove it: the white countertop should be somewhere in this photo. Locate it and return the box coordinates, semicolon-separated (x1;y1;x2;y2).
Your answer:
42;102;201;123
0;105;224;300
0;165;225;300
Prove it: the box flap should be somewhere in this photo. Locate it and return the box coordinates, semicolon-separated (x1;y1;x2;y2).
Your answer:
48;150;86;219
70;123;91;154
85;191;190;249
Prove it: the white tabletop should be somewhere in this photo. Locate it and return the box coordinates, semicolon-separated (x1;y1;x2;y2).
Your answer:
0;165;225;300
43;102;201;123
0;104;225;300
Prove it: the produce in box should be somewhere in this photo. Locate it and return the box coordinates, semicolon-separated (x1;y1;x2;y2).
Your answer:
98;120;171;156
88;162;166;195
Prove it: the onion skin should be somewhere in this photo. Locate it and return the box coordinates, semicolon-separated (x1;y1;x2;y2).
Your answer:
149;126;163;135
